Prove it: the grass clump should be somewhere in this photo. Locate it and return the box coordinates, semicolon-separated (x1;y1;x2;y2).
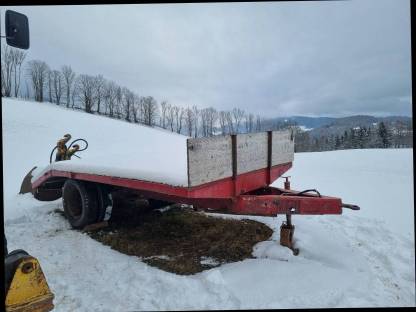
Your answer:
89;204;273;275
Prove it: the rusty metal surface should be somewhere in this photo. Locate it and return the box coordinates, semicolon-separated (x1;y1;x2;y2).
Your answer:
280;223;299;256
5;256;54;312
282;176;291;190
19;166;37;194
31;163;292;201
266;131;272;185
33;187;62;201
233;192;343;216
6;294;54;312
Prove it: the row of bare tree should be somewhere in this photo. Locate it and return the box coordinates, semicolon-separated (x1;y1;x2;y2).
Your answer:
2;45;265;136
1;45;27;98
159;104;263;137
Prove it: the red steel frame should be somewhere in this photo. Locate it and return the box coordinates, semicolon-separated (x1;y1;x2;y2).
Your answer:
31;161;343;216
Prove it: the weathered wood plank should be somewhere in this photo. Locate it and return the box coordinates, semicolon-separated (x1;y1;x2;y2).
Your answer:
271;130;294;165
187;130;294;187
236;132;268;174
187;136;232;187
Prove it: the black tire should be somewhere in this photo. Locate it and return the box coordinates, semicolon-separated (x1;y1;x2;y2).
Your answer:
62;179;98;229
147;198;172;209
94;184;111;223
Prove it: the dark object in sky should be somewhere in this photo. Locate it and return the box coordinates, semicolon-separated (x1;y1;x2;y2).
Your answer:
5;10;29;50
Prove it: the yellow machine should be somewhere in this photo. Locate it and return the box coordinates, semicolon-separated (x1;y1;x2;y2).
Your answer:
4;249;54;312
3;11;54;312
12;131;87;310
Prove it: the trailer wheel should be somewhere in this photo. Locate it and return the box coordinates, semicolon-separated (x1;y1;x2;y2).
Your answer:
62;179;98;229
148;199;172;209
94;184;111;223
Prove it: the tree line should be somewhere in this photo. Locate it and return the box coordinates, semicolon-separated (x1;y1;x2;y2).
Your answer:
1;45;265;138
2;44;412;151
293;121;413;152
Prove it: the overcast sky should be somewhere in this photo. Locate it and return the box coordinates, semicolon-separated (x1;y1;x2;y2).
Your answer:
2;1;412;117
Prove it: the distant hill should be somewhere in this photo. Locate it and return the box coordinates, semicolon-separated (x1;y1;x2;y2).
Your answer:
264;116;336;130
265;115;412;138
307;115;412;138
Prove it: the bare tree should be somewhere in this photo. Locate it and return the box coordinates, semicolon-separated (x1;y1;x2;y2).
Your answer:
171;106;183;133
1;63;5;96
76;74;96;113
122;87;134;121
71;82;78;108
139;96;146;123
219;111;228;135
255;115;262;132
141;96;158;126
192;105;199;138
47;69;53;102
1;45;14;97
24;80;31;99
160;101;168;129
176;107;185;134
185;107;194;137
232;108;245;134
245;113;254;133
172;106;179;132
62;65;76;107
167;104;175;131
131;93;141;123
94;75;105;114
52;69;63;105
11;49;26;97
226;111;234;134
103;80;117;117
115;86;123;119
207;107;218;136
200;108;212;136
27;60;49;102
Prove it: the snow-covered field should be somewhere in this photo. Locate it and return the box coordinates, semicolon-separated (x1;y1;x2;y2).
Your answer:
2;98;415;310
4;97;189;189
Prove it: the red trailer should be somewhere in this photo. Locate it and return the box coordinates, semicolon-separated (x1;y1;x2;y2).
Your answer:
27;130;359;255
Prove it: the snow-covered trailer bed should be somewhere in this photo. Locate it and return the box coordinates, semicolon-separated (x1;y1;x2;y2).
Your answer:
29;129;359;254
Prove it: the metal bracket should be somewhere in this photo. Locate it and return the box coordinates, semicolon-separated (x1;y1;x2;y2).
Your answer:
280;223;299;256
280;214;299;255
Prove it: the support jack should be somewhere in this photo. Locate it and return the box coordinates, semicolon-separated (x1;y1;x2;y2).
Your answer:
280;214;299;256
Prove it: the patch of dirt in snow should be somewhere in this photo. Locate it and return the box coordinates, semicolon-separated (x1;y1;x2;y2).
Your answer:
88;204;273;275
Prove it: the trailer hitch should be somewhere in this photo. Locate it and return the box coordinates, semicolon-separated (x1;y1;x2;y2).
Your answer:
280;176;299;255
342;203;360;210
280;214;299;256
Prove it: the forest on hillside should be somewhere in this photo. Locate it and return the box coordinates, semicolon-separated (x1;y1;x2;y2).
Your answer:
2;44;413;152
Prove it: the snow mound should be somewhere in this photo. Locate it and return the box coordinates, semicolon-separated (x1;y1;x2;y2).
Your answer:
2;98;188;188
2;97;415;310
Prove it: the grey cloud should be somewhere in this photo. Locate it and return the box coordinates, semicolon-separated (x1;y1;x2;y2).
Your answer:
1;0;411;117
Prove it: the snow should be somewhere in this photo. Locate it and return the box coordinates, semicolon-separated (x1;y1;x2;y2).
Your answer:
200;256;220;266
285;149;414;235
299;125;313;132
2;98;189;188
2;97;415;310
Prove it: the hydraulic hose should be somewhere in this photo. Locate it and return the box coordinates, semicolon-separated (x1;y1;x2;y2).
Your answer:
50;138;89;163
68;138;88;152
49;146;58;164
